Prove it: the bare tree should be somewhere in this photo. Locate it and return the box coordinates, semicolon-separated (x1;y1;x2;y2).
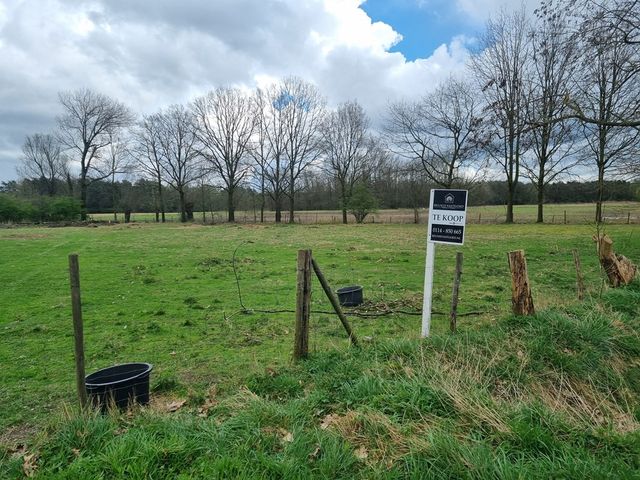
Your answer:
248;88;272;223
193;87;255;222
279;77;326;223
575;31;640;222
524;6;582;223
106;133;133;221
320;100;370;224
56;88;134;219
19;133;67;196
386;77;487;189
252;85;289;223
472;9;531;223
133;114;167;222
156;105;203;222
538;0;640;127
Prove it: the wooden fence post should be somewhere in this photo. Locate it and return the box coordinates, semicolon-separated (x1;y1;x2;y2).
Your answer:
311;258;358;347
450;252;463;333
68;254;88;408
293;250;312;361
572;249;585;300
507;250;535;315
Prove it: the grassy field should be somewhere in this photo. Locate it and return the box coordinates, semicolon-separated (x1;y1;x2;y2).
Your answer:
1;222;639;477
90;201;640;225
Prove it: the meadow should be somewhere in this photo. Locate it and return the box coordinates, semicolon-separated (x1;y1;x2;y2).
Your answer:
90;202;640;225
1;215;639;477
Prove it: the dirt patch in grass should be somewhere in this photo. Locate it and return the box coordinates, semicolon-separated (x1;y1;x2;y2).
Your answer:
0;423;39;449
1;233;49;240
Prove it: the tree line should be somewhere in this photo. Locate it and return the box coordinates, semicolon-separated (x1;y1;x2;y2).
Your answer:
9;0;640;224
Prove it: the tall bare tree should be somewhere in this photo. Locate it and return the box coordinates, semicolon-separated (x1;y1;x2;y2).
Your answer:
320;100;370;224
279;77;325;223
253;85;290;223
193;87;255;222
524;6;582;222
106;133;133;221
472;9;531;223
157;105;202;222
386;77;487;189
248;88;272;223
133;114;167;222
538;0;640;128
19;133;67;196
575;31;640;222
57;88;134;219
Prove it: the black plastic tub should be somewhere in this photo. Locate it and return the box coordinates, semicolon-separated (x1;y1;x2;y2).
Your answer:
337;285;363;307
85;362;153;410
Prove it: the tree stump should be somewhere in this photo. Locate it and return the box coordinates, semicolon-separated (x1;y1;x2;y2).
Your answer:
593;234;637;287
507;250;535;315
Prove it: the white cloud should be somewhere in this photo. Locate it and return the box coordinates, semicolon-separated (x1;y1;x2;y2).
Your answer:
0;0;473;180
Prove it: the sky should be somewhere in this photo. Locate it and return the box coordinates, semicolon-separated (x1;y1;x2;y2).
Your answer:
0;0;539;182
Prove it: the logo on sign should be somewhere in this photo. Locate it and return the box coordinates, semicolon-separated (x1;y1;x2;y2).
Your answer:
444;194;454;204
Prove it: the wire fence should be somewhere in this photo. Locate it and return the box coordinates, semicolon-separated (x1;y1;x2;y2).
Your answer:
90;205;640;225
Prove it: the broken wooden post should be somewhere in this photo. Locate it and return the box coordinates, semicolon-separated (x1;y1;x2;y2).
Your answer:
68;254;88;408
450;252;463;333
293;250;312;361
507;250;535;315
593;234;637;287
572;249;585;300
311;257;358;347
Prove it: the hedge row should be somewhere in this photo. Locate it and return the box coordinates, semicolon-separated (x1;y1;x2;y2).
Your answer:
0;194;81;223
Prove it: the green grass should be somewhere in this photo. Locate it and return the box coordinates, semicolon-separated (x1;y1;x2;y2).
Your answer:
1;288;639;478
0;222;639;477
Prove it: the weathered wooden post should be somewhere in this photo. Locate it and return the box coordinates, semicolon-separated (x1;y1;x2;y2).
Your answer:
68;254;88;408
564;210;567;224
293;250;312;361
311;258;358;347
572;249;585;300
507;250;535;315
450;252;463;333
593;234;637;287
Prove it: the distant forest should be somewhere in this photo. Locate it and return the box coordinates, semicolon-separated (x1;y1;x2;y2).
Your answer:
1;177;638;219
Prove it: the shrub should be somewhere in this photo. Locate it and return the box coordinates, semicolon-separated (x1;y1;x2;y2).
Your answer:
348;182;378;223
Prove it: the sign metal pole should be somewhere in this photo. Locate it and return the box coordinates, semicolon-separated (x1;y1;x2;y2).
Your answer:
421;240;435;337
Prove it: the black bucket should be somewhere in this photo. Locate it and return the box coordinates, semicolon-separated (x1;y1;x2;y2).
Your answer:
337;285;363;307
85;362;153;410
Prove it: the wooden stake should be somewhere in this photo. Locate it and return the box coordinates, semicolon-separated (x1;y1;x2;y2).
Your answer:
450;252;463;333
68;254;88;408
507;250;535;315
572;249;585;300
293;250;312;361
311;257;358;347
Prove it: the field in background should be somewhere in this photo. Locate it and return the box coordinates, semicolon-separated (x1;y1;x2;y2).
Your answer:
90;201;640;225
1;221;639;433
